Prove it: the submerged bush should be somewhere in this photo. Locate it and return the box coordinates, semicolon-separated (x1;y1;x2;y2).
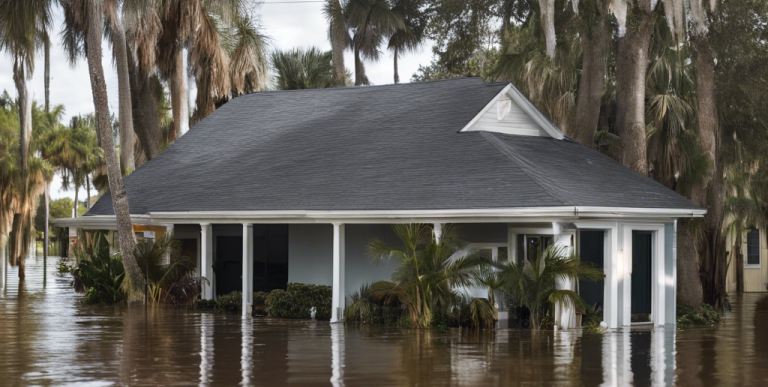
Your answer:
71;232;126;304
216;291;242;313
265;283;332;320
677;303;721;327
195;299;218;310
253;291;270;316
346;282;409;327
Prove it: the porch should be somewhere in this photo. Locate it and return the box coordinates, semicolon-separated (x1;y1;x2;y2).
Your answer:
80;218;679;329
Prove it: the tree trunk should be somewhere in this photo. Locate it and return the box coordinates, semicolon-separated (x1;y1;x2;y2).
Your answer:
615;12;655;175
354;46;364;86
677;219;704;308
127;47;162;165
734;237;744;293
113;23;135;175
693;35;726;308
170;48;189;142
393;47;399;84
569;0;609;148
73;183;79;218
86;175;91;211
44;181;49;270
328;0;347;87
13;66;31;180
84;0;145;294
44;37;50;114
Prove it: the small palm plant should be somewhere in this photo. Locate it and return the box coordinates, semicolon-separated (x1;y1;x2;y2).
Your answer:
367;224;487;328
127;232;205;304
498;245;604;330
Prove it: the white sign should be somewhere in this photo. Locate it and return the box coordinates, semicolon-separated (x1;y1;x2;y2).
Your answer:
143;231;155;239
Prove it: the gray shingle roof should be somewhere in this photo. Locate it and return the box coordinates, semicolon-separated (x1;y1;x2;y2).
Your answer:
87;77;699;216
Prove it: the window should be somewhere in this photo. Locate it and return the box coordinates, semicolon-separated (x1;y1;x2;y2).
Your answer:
747;228;760;266
466;244;508;263
516;234;554;264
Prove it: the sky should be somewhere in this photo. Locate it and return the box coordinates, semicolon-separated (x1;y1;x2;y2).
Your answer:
0;1;435;203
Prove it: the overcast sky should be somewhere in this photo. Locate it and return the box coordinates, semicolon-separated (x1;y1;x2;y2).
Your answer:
0;1;434;203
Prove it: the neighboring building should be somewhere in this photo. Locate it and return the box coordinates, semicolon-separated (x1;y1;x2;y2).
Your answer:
55;78;705;328
726;226;768;293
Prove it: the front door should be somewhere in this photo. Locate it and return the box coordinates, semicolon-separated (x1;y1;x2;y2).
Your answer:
215;235;243;297
579;230;605;311
631;231;653;322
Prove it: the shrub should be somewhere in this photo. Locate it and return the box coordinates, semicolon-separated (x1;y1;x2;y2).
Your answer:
71;231;126;304
677;303;721;328
252;291;270;316
265;283;332;320
346;282;408;326
431;309;453;331
196;299;218;310
216;291;242;313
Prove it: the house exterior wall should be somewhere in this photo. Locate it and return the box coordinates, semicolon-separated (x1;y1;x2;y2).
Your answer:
288;224;334;286
725;225;768;293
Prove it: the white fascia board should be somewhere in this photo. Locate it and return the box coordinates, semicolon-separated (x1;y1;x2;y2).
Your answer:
54;206;705;228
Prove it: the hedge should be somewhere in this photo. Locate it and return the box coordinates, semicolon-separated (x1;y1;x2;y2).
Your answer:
265;283;332;320
196;284;332;321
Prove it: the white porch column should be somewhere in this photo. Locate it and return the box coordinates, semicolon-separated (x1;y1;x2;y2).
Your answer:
553;225;575;329
242;223;254;317
604;226;620;329
331;223;346;323
433;223;443;243
201;223;214;300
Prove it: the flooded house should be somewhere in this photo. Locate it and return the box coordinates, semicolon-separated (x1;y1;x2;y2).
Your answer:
56;78;704;328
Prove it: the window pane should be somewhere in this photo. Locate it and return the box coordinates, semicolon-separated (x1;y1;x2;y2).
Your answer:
498;247;508;262
477;248;493;260
747;229;760;265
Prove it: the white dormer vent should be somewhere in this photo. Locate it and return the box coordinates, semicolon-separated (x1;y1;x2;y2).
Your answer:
497;98;512;120
460;84;565;139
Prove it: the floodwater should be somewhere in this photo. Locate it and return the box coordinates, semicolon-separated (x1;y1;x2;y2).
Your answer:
2;256;768;386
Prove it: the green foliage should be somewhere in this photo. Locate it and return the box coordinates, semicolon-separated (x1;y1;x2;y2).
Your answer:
271;47;334;90
346;282;409;326
368;224;488;327
71;231;125;304
581;303;605;335
677;303;721;328
195;299;218;310
216;291;242;313
130;232;205;305
498;245;604;330
265;283;332;320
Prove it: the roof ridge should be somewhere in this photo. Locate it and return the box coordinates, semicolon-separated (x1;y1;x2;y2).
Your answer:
479;132;573;206
239;77;491;97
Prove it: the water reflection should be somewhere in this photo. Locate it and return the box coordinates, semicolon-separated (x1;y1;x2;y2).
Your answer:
3;257;768;386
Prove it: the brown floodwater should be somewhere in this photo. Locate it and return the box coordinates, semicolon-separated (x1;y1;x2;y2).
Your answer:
2;255;768;387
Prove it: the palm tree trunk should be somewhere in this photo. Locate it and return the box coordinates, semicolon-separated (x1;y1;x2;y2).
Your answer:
13;65;31;181
86;174;91;211
327;0;347;87
393;47;399;84
569;0;609;148
73;183;79;218
113;22;135;175
354;46;365;86
170;48;189;142
127;47;162;166
615;11;655;175
44;180;49;261
83;0;145;294
44;37;50;114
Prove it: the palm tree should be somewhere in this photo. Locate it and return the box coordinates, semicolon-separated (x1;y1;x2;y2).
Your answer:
367;224;486;327
81;0;146;295
0;0;53;278
345;0;404;85
323;0;348;87
387;0;426;84
271;48;334;90
105;0;135;175
497;245;603;330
